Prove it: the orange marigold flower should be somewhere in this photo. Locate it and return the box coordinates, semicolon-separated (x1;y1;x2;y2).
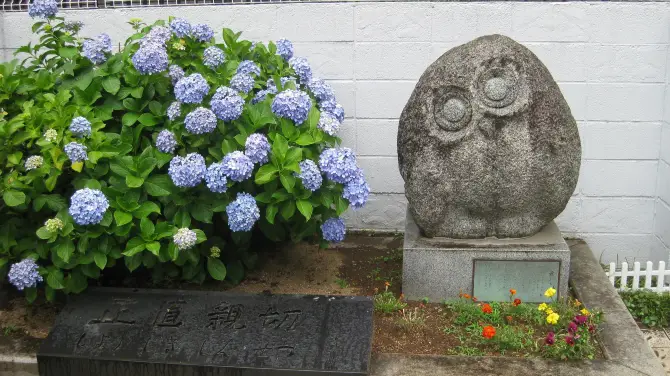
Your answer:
463;293;471;300
506;315;513;322
384;281;390;287
481;303;493;314
482;325;496;339
513;298;522;306
509;289;517;295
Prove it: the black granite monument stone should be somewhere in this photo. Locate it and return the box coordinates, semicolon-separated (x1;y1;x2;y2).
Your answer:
37;288;374;375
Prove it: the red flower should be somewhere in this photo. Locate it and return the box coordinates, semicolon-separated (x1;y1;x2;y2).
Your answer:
482;325;496;339
472;297;478;302
565;335;575;346
588;324;596;333
545;331;555;345
481;303;493;314
506;315;513;323
513;298;522;306
568;322;578;334
573;315;588;325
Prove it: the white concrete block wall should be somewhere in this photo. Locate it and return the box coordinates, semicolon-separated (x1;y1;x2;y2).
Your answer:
1;2;669;263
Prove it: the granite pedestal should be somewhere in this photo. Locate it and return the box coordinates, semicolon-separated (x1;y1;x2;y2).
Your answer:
403;209;569;303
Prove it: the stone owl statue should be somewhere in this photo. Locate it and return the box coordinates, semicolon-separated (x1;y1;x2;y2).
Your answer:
398;35;581;239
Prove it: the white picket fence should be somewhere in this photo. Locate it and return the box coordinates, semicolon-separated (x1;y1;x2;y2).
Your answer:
606;261;670;293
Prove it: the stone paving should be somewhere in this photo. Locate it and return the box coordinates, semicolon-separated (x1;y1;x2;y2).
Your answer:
643;328;670;374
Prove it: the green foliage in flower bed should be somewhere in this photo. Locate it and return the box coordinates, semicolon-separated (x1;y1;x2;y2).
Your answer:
620;290;670;328
0;3;369;300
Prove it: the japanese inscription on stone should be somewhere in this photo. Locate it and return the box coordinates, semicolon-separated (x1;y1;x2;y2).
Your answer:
38;288;373;376
473;260;561;303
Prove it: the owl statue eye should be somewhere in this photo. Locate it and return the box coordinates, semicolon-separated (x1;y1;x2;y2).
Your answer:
473;58;526;114
432;87;472;132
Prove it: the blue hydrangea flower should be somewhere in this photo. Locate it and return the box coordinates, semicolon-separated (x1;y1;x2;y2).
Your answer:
205;162;228;193
193;23;214;42
69;188;109;225
25;155;44;171
266;77;295;92
320;100;344;123
142;26;172;47
184;107;217;134
230;73;255;94
210;86;244;121
308;79;335;103
221;151;254;182
321;217;345;243
167;101;181;121
317;112;340;136
8;259;42;291
64;142;88;162
236;60;261;76
244;133;271;164
173;228;197;250
271;89;312;125
132;43;168;75
343;169;370;209
174;73;210;104
168;153;206;188
169;65;184;85
226;192;260;232
318;147;359;184
251;89;273;104
156;130;177;154
276;38;293;60
69;116;91;138
288;56;312;83
28;0;57;18
203;46;225;69
82;34;112;65
296;159;322;191
170;18;192;38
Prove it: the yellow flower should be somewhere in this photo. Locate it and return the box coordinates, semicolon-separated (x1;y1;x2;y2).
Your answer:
538;303;548;311
581;308;590;316
545;308;554;315
546;312;560;325
544;287;557;298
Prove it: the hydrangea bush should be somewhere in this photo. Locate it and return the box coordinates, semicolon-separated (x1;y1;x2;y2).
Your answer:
0;7;369;301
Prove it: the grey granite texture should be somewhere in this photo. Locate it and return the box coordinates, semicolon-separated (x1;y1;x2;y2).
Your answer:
403;209;569;302
398;34;581;239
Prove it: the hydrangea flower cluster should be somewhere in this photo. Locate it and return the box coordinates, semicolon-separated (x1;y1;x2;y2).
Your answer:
271;89;312;125
317;112;340;136
205;162;228;193
230;73;255;94
276;38;294;60
318;148;358;184
173;228;197;250
170;18;192;38
43;129;58;143
244;133;271;164
184;107;217;134
288;56;312;83
143;26;172;47
210;86;244;121
221;151;253;182
156;130;177;154
203;46;225;69
210;246;221;258
8;259;42;291
24;156;44;171
193;24;214;42
308;79;335;103
132;43;169;75
167;101;181;121
28;0;57;18
342;170;370;209
236;60;261;76
69;188;109;225
296;160;322;191
226;193;260;232
321;217;345;243
169;65;185;85
44;218;64;233
175;73;210;104
320;100;345;123
64;142;88;162
69;116;91;138
82;34;112;65
168;153;206;188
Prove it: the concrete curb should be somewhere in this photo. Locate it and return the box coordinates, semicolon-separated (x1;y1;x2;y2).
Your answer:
0;241;665;376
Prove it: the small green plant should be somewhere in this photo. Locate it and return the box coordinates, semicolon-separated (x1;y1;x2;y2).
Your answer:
373;283;407;314
620;290;670;327
334;278;349;289
421;297;430;304
396;306;426;330
3;325;19;336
